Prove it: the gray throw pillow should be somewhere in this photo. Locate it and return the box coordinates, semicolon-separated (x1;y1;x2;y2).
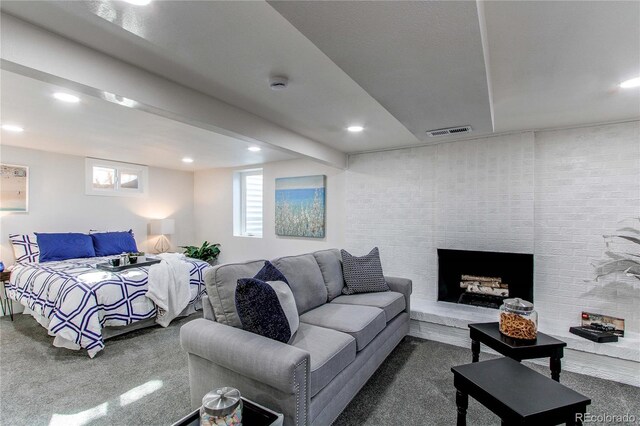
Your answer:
341;247;389;295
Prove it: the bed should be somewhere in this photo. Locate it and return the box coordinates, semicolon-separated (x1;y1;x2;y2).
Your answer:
7;255;210;357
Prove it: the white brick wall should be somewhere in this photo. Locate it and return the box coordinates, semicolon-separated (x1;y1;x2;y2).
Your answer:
346;121;639;334
347;146;438;300
434;132;535;254
534;121;640;334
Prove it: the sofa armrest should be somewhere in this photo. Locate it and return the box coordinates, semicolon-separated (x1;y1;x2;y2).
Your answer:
385;276;412;314
201;295;215;321
180;318;310;395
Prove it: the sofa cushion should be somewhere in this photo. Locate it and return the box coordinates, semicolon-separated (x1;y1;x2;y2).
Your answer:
272;254;327;314
236;279;299;344
341;247;389;295
299;304;385;351
312;249;344;301
331;291;405;322
205;260;266;327
290;323;356;397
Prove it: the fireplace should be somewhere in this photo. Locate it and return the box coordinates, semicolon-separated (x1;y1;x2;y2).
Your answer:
437;249;534;309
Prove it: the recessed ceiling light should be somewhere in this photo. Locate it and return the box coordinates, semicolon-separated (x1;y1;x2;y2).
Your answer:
1;124;24;133
123;0;152;5
620;76;640;89
53;92;80;103
248;146;261;152
347;125;364;133
182;157;194;163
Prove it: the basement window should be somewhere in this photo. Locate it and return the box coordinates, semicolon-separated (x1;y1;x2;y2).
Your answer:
234;169;263;238
85;158;148;197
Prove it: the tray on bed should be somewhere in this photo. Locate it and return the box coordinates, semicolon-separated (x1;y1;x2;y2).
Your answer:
96;258;161;272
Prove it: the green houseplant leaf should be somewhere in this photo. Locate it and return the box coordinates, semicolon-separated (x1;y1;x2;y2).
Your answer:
180;241;221;265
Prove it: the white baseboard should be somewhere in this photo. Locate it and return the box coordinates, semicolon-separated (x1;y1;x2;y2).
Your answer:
409;319;640;387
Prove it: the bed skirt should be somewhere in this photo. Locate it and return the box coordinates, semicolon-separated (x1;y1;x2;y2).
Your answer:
22;298;202;356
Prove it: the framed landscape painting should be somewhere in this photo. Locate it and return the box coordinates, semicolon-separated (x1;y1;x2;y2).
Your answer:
275;175;326;238
0;164;29;212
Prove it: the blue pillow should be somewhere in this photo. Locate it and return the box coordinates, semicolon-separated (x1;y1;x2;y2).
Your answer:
90;231;138;256
235;278;299;344
35;233;96;262
254;261;289;284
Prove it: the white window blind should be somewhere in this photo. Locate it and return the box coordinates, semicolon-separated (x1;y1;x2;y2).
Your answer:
240;170;263;237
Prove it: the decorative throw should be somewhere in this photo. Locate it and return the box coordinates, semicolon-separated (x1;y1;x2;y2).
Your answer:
9;234;40;264
146;253;191;327
341;247;389;295
235;279;299;343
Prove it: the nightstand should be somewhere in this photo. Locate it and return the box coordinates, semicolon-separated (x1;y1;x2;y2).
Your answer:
1;270;13;321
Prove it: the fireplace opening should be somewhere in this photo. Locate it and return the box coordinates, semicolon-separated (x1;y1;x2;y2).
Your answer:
437;249;534;309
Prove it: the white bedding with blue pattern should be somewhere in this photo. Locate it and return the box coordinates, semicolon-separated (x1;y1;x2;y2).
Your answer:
7;256;209;357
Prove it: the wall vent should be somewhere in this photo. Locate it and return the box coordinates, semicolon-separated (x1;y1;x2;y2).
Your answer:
426;125;472;137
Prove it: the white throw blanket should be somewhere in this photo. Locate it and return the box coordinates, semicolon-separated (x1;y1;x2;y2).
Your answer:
146;253;191;327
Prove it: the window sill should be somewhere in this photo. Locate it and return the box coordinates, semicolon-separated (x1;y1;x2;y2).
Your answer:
233;234;263;239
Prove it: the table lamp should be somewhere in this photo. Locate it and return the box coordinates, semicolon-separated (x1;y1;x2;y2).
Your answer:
150;219;175;253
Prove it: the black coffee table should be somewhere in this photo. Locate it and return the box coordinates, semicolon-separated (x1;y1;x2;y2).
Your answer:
452;357;590;425
469;322;566;381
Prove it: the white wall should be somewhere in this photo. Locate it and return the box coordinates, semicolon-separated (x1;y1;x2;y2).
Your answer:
346;121;640;335
0;146;196;263
346;132;535;300
534;122;640;335
194;158;345;263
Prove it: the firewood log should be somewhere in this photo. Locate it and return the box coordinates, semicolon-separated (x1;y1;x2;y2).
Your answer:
461;275;502;283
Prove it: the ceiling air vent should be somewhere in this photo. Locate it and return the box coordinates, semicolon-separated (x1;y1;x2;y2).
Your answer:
426;125;472;137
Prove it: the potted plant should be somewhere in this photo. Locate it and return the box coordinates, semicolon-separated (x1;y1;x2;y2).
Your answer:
181;241;221;265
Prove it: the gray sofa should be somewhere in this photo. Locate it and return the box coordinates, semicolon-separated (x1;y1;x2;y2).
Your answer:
180;249;412;425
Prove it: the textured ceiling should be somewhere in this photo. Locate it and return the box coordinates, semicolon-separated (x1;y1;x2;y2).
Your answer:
0;71;297;170
0;0;418;153
483;0;640;132
270;1;495;141
1;1;639;157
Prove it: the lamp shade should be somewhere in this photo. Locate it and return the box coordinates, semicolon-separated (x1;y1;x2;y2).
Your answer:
150;219;175;236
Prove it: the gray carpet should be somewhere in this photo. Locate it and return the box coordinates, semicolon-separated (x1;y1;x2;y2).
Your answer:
1;314;638;426
334;337;640;426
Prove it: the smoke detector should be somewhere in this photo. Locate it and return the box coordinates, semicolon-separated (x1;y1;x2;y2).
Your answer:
269;76;289;90
426;125;472;137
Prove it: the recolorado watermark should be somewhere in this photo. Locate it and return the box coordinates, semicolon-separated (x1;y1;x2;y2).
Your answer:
576;412;638;424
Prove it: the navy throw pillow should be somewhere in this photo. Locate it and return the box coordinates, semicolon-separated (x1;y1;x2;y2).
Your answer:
235;278;299;343
90;230;138;256
35;233;96;262
254;261;289;284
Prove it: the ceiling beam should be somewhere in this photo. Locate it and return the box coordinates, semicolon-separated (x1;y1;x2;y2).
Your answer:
0;13;347;169
475;0;495;132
